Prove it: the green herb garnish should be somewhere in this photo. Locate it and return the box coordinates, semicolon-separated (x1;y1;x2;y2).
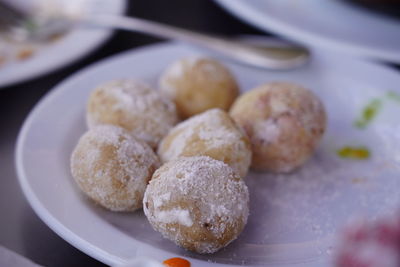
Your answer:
354;99;382;129
22;19;38;33
387;91;400;103
337;146;370;160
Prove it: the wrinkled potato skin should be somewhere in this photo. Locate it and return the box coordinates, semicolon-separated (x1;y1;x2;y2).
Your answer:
160;58;239;119
230;82;326;173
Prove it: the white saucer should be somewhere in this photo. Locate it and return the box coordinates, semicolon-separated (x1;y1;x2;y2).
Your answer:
215;0;400;63
0;0;126;88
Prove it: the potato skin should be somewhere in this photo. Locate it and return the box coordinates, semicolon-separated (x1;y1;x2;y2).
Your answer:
157;109;252;178
230;82;326;173
143;156;249;254
87;79;178;149
159;57;239;119
70;125;160;211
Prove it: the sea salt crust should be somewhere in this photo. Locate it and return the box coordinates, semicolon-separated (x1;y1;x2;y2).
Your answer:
70;125;160;211
159;56;217;98
86;79;178;148
143;156;249;254
156;208;193;227
159;57;239;118
158;108;252;178
230;82;326;173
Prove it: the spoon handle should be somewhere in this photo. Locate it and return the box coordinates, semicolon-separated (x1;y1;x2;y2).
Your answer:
86;14;309;70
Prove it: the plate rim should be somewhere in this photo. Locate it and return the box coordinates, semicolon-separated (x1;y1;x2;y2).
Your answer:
214;0;400;63
0;0;127;88
15;41;400;267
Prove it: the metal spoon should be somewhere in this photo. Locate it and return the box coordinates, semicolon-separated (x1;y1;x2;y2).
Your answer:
0;0;309;70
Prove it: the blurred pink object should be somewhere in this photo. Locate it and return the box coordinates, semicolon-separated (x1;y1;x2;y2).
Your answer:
335;213;400;267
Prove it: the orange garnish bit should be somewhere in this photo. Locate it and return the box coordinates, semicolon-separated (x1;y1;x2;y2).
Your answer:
17;48;34;60
163;257;191;267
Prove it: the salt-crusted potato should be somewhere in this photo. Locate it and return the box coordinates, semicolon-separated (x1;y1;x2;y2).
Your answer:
70;125;160;211
159;57;239;119
86;79;178;149
143;156;249;254
158;108;251;178
230;82;326;173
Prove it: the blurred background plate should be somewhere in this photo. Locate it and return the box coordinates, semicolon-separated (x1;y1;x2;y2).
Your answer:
215;0;400;63
16;41;400;266
0;0;126;88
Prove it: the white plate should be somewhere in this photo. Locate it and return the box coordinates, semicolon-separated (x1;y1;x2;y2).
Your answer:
0;0;126;88
215;0;400;63
16;41;400;266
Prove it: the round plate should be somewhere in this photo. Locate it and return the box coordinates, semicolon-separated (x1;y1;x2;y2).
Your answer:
0;0;126;88
16;41;400;266
215;0;400;63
